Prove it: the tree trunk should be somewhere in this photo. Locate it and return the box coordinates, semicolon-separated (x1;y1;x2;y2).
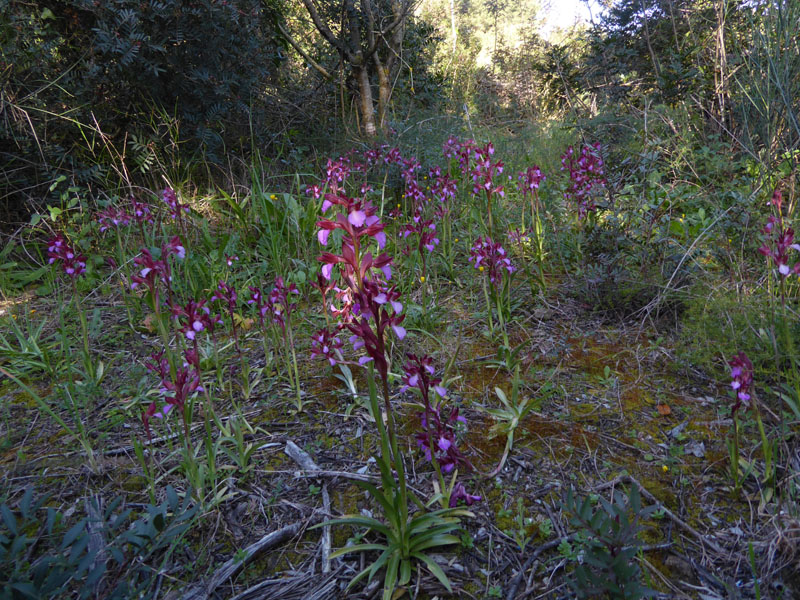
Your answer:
714;0;729;132
357;65;378;136
376;63;391;130
449;0;457;54
639;0;662;84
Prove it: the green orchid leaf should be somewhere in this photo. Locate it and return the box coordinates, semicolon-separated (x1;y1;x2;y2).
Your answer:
382;552;401;600
329;543;387;560
411;551;453;593
410;533;461;553
314;516;391;538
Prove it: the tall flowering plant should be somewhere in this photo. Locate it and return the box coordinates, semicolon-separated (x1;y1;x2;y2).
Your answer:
314;182;471;600
210;281;240;351
726;351;774;498
401;212;439;294
316;189;402;439
210;279;262;400
47;234;100;382
161;187;191;238
469;237;515;344
131;236;184;306
268;276;304;411
402;354;478;508
139;345;219;504
518;165;547;288
172;299;219;377
431;172;459;274
309;274;360;398
471;142;504;235
561;143;606;220
247;284;278;375
143;351;203;450
130;237;185;376
758;189;800;424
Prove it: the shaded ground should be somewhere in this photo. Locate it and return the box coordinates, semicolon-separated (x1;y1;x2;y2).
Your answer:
1;274;797;599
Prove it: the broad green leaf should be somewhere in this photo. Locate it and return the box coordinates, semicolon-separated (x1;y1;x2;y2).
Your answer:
411;534;461;553
382;552;401;600
314;516;391;537
411;551;453;592
368;546;394;583
329;543;386;559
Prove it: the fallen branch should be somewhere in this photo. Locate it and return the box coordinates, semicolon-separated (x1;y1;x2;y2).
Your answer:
292;469;378;483
506;535;576;600
285;441;332;573
179;522;303;600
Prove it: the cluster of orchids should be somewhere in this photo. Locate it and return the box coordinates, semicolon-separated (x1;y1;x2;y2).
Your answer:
312;143;461;293
759;190;800;278
47;234;87;279
309;153;479;506
442;135;478;177
561;143;606;218
308;149;482;599
96;196;153;232
96;196;154;244
470;236;515;341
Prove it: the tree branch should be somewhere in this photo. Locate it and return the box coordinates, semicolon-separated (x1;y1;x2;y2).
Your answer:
277;21;333;80
299;0;355;63
363;0;415;60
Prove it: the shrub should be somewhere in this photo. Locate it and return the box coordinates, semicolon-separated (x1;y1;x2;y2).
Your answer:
0;485;198;599
1;0;281;213
563;484;657;600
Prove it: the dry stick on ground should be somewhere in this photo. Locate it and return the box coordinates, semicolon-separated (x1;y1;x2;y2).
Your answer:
226;566;344;600
84;495;107;597
505;535;577;600
284;440;332;573
179;522;305;600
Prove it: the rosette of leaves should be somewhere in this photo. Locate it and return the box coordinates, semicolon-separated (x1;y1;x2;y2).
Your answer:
317;450;473;600
563;484;657;600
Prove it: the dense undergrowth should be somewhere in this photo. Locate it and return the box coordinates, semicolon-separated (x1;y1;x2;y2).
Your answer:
2;1;800;597
1;109;800;600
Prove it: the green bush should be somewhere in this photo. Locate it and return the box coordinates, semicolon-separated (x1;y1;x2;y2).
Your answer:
563;485;657;600
1;0;281;212
0;485;198;599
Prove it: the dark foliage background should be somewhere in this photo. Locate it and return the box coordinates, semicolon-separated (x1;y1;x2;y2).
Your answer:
1;0;285;215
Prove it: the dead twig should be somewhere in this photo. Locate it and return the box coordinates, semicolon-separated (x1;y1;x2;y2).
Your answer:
284;441;332;573
179;522;305;600
506;535;577;600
